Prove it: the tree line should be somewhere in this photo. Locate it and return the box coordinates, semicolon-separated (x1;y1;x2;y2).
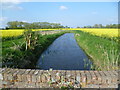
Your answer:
5;21;70;29
80;24;120;28
2;21;120;30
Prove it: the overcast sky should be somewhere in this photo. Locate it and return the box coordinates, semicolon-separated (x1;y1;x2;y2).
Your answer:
1;0;119;28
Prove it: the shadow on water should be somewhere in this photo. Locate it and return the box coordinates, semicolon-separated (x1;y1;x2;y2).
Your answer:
36;33;92;70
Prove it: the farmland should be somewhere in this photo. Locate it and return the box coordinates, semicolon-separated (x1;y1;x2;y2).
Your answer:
74;31;119;70
1;29;56;38
75;28;118;38
1;28;119;70
1;29;23;37
1;30;67;68
1;28;119;38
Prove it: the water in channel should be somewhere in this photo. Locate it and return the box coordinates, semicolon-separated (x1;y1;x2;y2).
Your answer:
36;33;92;70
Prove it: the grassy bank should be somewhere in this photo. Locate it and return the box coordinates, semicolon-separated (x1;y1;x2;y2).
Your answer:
74;30;119;70
2;31;67;69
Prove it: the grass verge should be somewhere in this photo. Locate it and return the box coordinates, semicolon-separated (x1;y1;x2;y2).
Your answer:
74;30;119;70
2;31;67;69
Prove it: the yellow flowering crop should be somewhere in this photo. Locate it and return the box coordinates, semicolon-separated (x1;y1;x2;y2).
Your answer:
0;29;39;38
1;29;63;38
78;28;118;38
0;28;119;38
61;28;118;38
1;29;24;38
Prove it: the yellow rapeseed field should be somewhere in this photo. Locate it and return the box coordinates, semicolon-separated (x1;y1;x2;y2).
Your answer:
1;29;24;37
62;28;118;38
78;28;118;38
0;28;118;38
1;29;62;37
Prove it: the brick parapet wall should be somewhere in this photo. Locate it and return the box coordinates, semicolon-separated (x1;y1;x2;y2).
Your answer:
0;68;119;88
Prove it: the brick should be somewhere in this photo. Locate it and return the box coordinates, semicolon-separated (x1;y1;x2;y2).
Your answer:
27;70;35;83
0;73;3;80
31;75;37;83
41;75;47;83
65;70;71;82
70;71;76;83
75;71;81;83
0;68;6;73
99;71;107;84
75;71;81;87
108;84;118;88
2;81;14;87
99;84;109;88
2;68;10;73
25;70;32;82
13;69;20;75
50;70;60;83
89;71;97;84
103;71;112;84
43;70;51;82
21;70;28;82
3;68;12;81
94;71;102;85
16;69;26;82
85;84;100;88
0;78;2;87
112;71;118;76
0;68;118;88
37;82;50;88
85;71;92;84
60;70;66;82
22;69;31;82
36;82;44;88
34;70;39;75
36;70;43;83
80;71;86;88
60;70;66;77
27;82;36;88
15;82;26;88
0;68;2;72
31;70;40;83
108;71;118;84
41;71;47;83
7;69;18;81
55;71;61;81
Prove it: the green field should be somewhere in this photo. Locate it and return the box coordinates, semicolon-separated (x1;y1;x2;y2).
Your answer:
1;29;119;70
1;30;67;68
74;30;119;70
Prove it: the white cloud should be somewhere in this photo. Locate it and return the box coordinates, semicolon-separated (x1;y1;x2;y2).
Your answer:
1;0;21;5
59;6;68;10
1;0;28;3
1;0;24;10
2;4;23;10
